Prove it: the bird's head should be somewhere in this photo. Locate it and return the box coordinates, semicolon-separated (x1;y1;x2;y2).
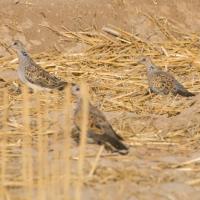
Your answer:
10;40;27;55
137;56;151;65
71;84;81;97
137;56;156;72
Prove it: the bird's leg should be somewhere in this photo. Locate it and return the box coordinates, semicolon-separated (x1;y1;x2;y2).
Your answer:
144;88;153;96
29;88;35;93
144;90;150;96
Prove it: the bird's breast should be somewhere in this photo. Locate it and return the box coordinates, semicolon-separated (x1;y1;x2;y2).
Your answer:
17;66;27;84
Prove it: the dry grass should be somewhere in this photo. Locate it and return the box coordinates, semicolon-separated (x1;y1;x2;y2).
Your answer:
1;15;200;199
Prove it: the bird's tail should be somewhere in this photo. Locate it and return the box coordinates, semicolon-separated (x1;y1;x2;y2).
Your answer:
176;89;195;97
175;81;195;97
57;82;68;91
57;81;77;91
88;132;129;155
105;135;129;155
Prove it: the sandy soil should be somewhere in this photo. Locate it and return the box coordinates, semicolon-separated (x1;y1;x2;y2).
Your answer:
1;1;200;200
1;0;200;55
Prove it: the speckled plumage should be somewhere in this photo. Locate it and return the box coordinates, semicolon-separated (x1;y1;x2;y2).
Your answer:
11;40;68;91
139;56;195;97
72;84;129;155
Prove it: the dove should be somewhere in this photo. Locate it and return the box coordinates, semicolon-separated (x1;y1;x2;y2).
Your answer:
138;56;195;97
11;40;68;91
71;84;129;155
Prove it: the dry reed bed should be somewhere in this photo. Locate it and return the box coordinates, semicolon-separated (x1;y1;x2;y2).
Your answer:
1;19;200;199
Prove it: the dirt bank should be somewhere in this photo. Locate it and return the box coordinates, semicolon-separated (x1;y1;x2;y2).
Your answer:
0;0;199;56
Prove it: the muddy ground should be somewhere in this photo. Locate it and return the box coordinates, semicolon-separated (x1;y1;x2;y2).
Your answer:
1;1;200;200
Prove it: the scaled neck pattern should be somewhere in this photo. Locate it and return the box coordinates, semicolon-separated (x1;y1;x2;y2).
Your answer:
17;50;33;68
76;97;91;112
146;61;157;75
74;97;82;111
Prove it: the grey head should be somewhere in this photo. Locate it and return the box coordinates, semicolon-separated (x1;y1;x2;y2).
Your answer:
10;40;32;66
11;40;30;58
11;40;26;53
71;84;81;97
71;84;82;111
138;56;157;73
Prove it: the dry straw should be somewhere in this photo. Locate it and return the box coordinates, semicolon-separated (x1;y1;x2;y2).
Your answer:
62;85;72;200
50;92;60;199
21;86;33;199
1;88;8;187
75;82;89;200
88;145;104;177
1;13;200;199
42;99;50;199
35;92;46;200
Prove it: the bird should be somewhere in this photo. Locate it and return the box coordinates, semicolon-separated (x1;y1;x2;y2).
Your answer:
71;84;129;155
138;56;195;97
10;40;68;91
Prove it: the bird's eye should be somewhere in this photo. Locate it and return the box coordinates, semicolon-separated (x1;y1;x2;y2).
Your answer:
13;42;17;45
76;87;80;91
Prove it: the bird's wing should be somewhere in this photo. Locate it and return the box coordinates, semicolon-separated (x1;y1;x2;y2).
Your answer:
88;104;123;140
74;102;123;140
150;71;174;94
87;130;128;154
73;102;128;154
25;62;66;89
